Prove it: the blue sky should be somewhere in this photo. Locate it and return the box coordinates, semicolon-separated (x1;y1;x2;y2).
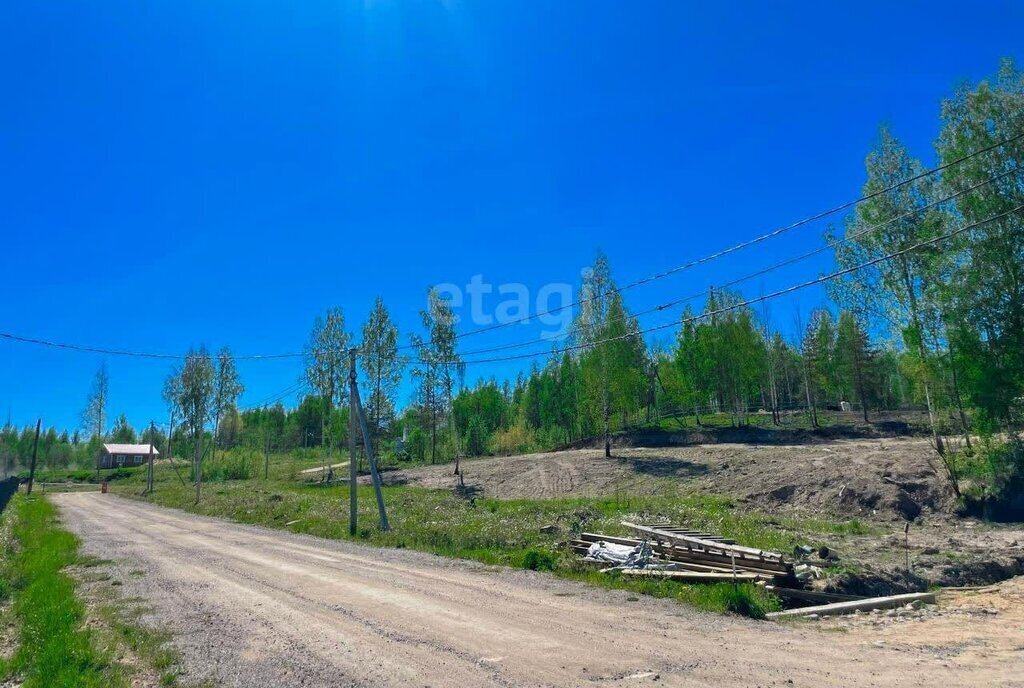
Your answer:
1;1;1021;432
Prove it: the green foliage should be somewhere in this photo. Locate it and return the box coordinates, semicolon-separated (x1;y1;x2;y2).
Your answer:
521;548;557;571
361;297;403;438
0;496;122;688
201;448;257;482
109;414;137;444
957;438;1024;519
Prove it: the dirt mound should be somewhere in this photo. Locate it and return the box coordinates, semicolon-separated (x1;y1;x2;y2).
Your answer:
381;436;957;523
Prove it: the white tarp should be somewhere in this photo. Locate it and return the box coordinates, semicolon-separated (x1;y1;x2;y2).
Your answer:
585;541;658;569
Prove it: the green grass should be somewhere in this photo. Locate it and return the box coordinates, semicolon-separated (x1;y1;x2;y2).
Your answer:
0;495;122;688
0;495;183;687
113;459;871;617
17;466;140;484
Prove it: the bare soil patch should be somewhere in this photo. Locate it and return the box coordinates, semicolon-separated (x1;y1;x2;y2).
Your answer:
381;437;1024;591
382;437;950;520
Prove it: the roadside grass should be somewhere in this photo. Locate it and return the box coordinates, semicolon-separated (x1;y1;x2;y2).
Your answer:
0;495;122;688
115;463;869;617
0;494;183;687
17;466;140;484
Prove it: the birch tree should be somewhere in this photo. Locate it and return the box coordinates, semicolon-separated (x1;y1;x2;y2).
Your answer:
177;347;214;502
212;347;244;463
360;297;403;444
304;308;351;453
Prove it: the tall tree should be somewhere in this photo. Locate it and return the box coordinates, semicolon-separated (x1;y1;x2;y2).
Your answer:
177;347;215;502
304;308;351;454
211;347;244;462
360;297;403;444
830;126;945;447
414;288;463;471
163;366;183;461
575;253;647;455
110;414;137;444
835;310;876;422
82;362;109;469
937;58;1024;431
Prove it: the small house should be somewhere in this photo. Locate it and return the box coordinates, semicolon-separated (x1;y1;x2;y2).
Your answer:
99;443;158;470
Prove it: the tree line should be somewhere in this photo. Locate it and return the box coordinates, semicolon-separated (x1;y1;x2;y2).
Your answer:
5;60;1021;510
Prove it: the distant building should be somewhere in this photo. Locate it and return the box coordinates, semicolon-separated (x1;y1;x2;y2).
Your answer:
99;443;158;470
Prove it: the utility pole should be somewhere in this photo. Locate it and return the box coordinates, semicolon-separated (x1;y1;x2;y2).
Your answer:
353;378;389;531
348;349;358;535
26;418;41;496
263;405;270;480
147;421;155;494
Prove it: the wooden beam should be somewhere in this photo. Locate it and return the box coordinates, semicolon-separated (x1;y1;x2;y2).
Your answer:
622;521;783;561
576;533;791;574
617;569;761;583
766;592;937;619
571;540;789;578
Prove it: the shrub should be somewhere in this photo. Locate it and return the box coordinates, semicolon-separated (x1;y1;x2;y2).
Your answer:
521;548;557;571
705;583;774;619
490;423;538;456
202;449;255;482
959;437;1024;521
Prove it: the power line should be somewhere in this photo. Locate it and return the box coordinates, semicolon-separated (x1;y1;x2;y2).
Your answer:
409;130;1024;348
240;380;309;411
422;204;1023;366
441;165;1022;360
1;132;1019;363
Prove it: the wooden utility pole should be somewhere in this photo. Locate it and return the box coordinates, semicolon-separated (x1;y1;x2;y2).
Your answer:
353;380;389;531
263;405;270;480
348;349;358;535
147;421;156;494
194;430;203;503
26;418;41;496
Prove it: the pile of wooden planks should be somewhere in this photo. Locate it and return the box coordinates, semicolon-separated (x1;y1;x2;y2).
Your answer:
570;522;794;584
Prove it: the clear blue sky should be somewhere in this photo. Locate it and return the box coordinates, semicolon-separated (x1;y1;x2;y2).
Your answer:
1;1;1021;432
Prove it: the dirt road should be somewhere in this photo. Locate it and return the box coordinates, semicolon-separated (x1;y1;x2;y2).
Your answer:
55;493;1018;687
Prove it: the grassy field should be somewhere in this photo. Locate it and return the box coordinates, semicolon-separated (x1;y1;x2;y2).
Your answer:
0;494;182;687
111;453;875;618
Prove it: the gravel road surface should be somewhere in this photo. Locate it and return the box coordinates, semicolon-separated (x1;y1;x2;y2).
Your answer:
55;493;1014;687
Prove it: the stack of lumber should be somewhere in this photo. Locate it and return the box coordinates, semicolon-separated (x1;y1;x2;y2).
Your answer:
570;522;794;583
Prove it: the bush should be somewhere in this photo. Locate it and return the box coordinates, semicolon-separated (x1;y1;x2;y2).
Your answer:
959;437;1024;521
706;583;774;619
490;423;539;456
202;449;255;482
521;548;557;571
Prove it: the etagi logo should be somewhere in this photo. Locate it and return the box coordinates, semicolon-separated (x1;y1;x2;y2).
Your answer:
433;271;589;340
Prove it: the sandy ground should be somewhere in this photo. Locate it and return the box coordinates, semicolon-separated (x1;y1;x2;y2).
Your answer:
822;576;1024;672
55;493;1022;687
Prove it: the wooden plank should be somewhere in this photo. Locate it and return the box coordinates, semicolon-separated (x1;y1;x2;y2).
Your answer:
625;521;780;561
618;569;761;582
766;592;937;619
573;546;766;576
645;526;736;543
576;534;791;575
623;522;783;561
572;540;789;578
